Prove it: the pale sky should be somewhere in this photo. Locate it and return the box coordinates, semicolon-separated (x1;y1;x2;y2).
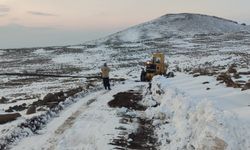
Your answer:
0;0;250;48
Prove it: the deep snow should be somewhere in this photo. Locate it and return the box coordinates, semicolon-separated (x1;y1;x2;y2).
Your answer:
143;75;250;149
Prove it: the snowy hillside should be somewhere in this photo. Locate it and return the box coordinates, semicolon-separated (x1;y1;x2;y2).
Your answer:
97;13;249;43
1;13;250;149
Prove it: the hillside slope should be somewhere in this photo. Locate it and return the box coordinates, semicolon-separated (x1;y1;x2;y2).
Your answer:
97;13;249;43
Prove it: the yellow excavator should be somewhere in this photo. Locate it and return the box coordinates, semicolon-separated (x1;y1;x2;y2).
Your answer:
141;52;171;81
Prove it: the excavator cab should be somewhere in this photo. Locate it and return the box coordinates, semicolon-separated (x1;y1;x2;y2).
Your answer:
141;52;168;81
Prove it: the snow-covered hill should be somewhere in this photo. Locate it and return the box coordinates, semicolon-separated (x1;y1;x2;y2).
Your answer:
1;13;250;149
97;13;249;43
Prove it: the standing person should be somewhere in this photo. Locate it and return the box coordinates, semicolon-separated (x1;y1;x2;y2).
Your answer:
101;63;111;90
140;68;146;81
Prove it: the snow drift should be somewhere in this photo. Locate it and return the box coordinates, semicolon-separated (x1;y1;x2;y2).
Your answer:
143;76;250;150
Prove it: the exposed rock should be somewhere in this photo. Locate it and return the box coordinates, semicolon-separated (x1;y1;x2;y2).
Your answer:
5;103;27;112
26;105;36;115
203;81;209;84
55;90;67;102
238;71;250;75
235;80;246;88
32;100;45;107
175;65;182;72
32;87;84;109
242;82;250;91
46;102;59;108
217;73;241;88
64;86;83;97
0;97;8;104
54;90;64;98
233;73;241;79
227;64;237;74
37;107;47;111
43;93;58;103
112;78;126;81
184;67;192;73
193;73;200;77
86;83;94;89
0;113;21;124
167;72;175;78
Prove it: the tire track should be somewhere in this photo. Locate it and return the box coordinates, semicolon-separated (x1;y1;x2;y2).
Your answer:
54;100;94;135
108;87;159;150
47;91;108;150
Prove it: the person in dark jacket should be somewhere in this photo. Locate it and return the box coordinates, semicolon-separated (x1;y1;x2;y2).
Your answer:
140;68;146;81
101;63;111;90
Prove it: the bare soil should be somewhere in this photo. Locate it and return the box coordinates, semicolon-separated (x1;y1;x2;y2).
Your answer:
108;90;158;150
108;90;145;111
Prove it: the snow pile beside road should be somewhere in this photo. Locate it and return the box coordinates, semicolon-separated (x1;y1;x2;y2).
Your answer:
144;76;250;150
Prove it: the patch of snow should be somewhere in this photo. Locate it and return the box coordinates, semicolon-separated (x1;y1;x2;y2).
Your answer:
66;46;85;49
33;48;54;56
119;28;140;42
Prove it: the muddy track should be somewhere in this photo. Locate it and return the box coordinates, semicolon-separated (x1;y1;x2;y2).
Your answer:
54;99;96;135
108;90;158;150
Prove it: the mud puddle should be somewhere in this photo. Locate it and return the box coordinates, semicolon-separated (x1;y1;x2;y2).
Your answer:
108;90;158;150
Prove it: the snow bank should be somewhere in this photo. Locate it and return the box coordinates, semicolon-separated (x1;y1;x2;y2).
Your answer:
143;76;250;150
